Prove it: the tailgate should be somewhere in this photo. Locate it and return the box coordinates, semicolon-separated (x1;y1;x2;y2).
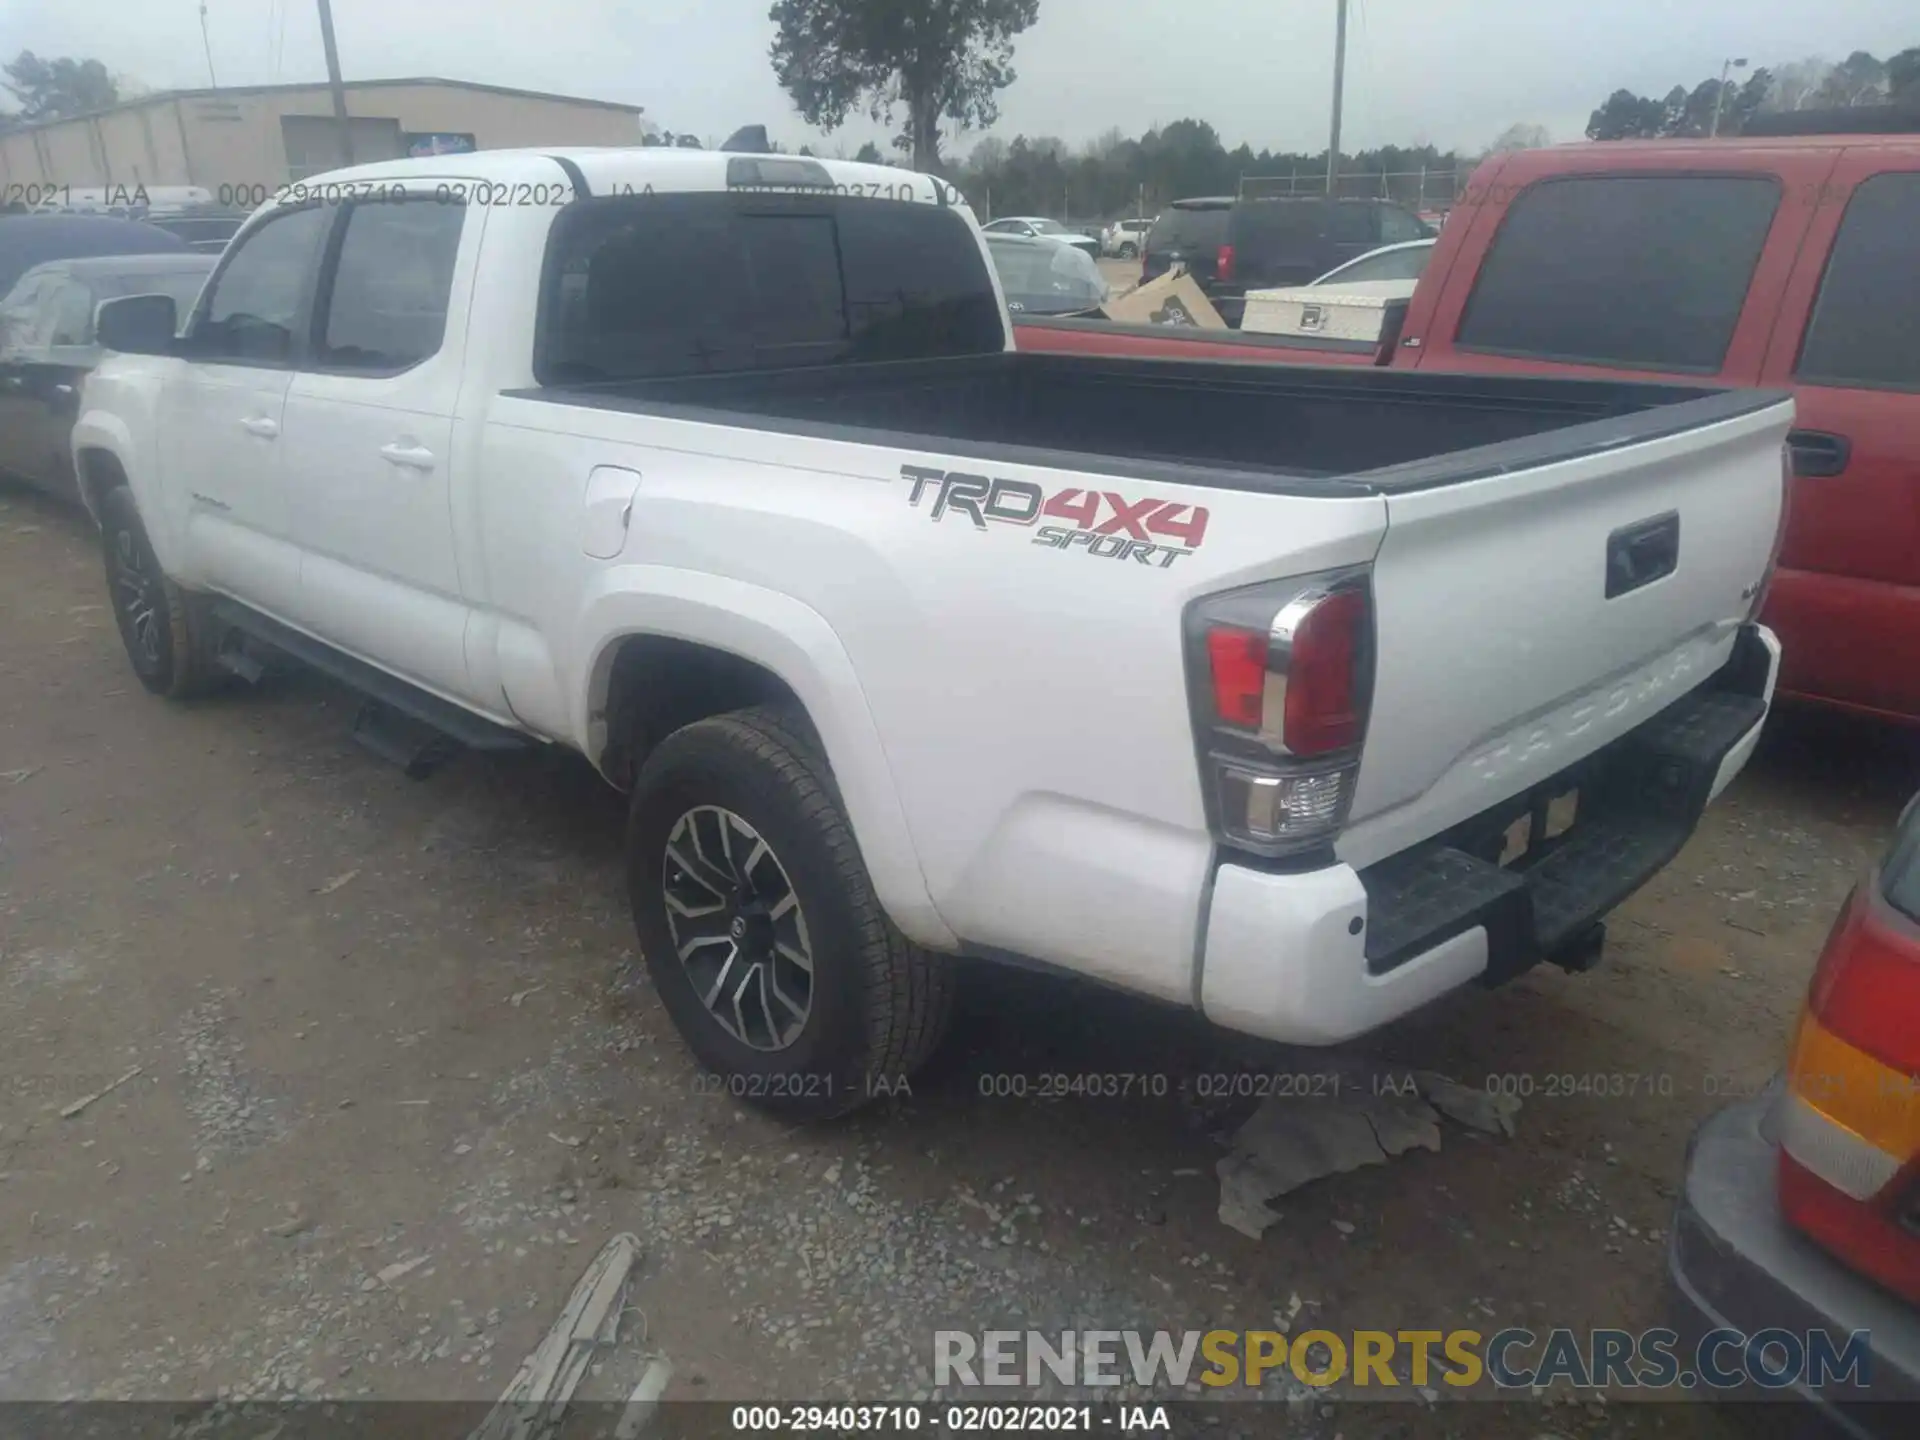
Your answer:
1338;394;1794;869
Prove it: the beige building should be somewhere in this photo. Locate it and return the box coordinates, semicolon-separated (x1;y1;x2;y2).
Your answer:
0;78;646;203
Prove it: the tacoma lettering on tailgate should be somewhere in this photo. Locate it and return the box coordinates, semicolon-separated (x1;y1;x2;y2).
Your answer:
901;465;1209;569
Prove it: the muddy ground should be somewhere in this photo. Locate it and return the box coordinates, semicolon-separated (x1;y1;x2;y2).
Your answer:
2;481;1915;1439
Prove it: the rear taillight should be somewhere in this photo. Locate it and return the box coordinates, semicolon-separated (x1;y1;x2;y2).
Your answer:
1775;850;1920;1300
1216;244;1235;282
1186;571;1373;858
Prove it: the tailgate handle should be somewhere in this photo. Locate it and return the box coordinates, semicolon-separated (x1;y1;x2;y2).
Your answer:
1605;511;1680;600
1787;429;1851;479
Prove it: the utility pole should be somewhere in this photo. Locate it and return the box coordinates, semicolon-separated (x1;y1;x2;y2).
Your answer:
198;3;218;87
1326;0;1348;195
316;0;354;166
1709;57;1749;138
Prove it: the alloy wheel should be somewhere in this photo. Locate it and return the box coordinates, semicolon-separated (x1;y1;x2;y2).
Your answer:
661;805;814;1051
112;528;162;667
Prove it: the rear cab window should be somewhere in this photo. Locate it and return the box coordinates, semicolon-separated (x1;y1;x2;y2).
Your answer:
1455;175;1782;371
1796;172;1920;391
537;192;1006;382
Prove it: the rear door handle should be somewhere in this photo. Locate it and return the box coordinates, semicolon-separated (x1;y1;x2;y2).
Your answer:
378;442;436;472
1787;429;1850;479
239;416;279;438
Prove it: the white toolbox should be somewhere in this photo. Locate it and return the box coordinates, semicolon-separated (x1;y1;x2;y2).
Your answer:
1239;286;1399;343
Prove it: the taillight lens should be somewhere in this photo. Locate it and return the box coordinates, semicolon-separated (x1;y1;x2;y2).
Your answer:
1206;627;1268;729
1185;572;1374;858
1216;244;1235;282
1282;588;1367;756
1775;827;1920;1299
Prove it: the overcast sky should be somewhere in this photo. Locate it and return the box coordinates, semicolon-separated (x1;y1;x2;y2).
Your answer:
3;0;1915;157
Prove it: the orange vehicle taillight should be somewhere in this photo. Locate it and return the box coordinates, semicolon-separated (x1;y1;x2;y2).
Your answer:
1776;820;1920;1301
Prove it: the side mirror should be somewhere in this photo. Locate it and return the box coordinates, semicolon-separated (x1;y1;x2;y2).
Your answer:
95;293;179;356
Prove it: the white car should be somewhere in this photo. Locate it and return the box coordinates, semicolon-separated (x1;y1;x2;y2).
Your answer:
76;149;1787;1115
1101;218;1154;259
1240;238;1437;342
980;215;1101;259
1308;237;1436;291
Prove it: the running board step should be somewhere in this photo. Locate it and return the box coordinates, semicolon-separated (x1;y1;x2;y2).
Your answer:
208;600;534;764
214;630;269;684
352;702;461;780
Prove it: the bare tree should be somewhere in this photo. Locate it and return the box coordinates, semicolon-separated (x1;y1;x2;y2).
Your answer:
1485;122;1551;154
1766;56;1835;112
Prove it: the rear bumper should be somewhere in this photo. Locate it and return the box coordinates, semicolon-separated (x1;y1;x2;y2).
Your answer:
1199;624;1778;1045
1668;1086;1920;1436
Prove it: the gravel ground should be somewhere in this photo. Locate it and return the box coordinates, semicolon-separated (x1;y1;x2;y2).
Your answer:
2;480;1915;1439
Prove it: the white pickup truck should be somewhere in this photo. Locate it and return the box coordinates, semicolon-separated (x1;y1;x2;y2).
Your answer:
75;149;1792;1115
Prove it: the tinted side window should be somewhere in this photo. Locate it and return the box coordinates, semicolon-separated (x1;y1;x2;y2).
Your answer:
0;274;49;352
319;199;465;371
198;204;332;364
46;279;95;346
1378;205;1428;244
1232;202;1324;252
1328;204;1375;245
539;194;1003;382
1796;172;1920;391
1457;175;1780;371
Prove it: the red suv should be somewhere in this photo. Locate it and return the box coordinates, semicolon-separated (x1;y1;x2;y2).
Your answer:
1022;134;1920;725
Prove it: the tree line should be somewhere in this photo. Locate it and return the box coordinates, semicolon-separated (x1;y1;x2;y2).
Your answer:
1587;47;1920;140
947;122;1470;224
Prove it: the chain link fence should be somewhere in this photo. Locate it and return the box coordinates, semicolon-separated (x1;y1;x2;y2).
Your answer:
1236;167;1476;211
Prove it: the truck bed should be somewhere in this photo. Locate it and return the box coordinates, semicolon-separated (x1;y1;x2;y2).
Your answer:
521;351;1780;495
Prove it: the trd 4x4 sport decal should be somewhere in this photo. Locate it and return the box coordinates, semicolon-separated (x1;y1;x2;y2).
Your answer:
901;465;1209;569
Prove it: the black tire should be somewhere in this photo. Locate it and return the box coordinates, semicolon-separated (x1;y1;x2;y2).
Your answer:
627;704;954;1119
1118;242;1138;260
100;485;223;699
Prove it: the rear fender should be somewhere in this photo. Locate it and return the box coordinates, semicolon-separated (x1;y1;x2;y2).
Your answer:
575;566;956;951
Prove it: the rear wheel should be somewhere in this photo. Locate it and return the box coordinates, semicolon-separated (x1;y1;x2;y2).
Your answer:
100;485;223;699
1118;242;1138;260
626;704;954;1118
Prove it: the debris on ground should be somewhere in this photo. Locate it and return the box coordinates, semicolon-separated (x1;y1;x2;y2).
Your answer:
374;1253;430;1287
470;1232;641;1440
264;1204;312;1239
613;1354;674;1440
2;766;40;784
58;1065;144;1120
1415;1071;1522;1138
1216;1070;1517;1238
315;868;361;895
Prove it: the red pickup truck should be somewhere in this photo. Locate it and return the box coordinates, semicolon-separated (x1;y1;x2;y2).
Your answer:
1021;135;1920;725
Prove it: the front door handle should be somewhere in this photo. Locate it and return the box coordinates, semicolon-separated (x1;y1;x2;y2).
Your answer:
1787;429;1851;479
378;442;436;472
239;416;279;438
